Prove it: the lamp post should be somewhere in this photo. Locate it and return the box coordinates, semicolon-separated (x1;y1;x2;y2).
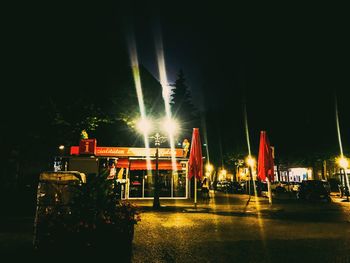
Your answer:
150;132;167;209
57;145;66;171
337;156;350;201
205;163;213;180
58;145;65;156
136;117;179;209
246;156;256;197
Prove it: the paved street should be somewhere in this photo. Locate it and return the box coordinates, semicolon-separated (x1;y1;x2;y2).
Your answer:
0;191;349;262
131;192;350;263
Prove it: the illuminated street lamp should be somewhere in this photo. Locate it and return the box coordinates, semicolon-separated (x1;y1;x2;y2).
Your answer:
205;163;214;174
205;163;214;182
337;157;349;169
206;163;213;172
219;168;227;181
245;156;256;196
337;156;350;201
246;156;256;168
58;145;65;157
136;118;153;135
136;117;179;209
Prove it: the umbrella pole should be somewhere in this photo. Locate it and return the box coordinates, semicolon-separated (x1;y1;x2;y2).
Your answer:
194;176;197;208
267;178;272;204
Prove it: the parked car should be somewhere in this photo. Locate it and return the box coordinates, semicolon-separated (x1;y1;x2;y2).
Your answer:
229;181;245;194
297;180;331;201
240;180;265;195
276;183;288;193
291;182;301;192
216;181;231;192
215;181;246;194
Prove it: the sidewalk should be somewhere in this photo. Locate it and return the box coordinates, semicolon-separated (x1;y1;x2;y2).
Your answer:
130;192;292;214
330;191;350;204
129;191;350;219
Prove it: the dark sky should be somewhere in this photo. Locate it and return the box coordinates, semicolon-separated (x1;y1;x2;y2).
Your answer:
4;2;350;163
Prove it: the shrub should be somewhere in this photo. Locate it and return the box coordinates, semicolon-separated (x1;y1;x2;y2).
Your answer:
34;169;141;253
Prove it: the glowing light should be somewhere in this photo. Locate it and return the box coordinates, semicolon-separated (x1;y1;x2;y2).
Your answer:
154;31;177;172
161;118;179;135
220;169;227;178
205;163;214;173
218;169;227;181
337;157;349;169
128;36;147;120
201;121;211;169
58;145;65;150
243;100;252;156
136;118;153;135
127;32;151;171
246;156;256;167
289;168;308;175
154;33;172;118
335;95;344;157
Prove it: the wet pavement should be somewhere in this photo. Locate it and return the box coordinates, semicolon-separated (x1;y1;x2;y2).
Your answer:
0;191;349;262
130;192;350;263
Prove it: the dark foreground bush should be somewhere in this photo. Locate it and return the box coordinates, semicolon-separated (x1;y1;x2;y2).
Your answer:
33;170;140;260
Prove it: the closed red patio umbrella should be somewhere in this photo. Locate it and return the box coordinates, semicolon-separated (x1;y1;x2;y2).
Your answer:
258;131;274;182
258;131;274;203
188;128;203;206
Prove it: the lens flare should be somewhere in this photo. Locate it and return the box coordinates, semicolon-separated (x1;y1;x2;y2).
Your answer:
127;32;152;171
335;95;344;157
154;31;177;172
337;157;349;169
246;156;256;168
136;118;153;135
201;118;211;167
242;98;268;258
243;100;251;156
205;163;214;173
161;118;179;136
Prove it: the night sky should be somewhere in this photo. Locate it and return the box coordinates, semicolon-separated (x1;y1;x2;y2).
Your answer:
4;2;350;164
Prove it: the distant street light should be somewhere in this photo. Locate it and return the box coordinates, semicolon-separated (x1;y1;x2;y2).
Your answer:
337;157;349;169
58;145;65;158
219;168;227;181
205;163;214;173
205;163;214;183
135;117;180;209
245;156;256;196
246;156;256;168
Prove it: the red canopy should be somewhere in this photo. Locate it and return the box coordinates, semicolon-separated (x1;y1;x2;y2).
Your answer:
257;131;275;182
188;128;203;180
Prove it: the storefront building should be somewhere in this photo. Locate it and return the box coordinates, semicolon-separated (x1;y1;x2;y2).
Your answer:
278;167;313;182
64;139;189;199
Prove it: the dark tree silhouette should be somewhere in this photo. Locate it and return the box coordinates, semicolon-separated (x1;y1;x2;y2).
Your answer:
170;70;199;138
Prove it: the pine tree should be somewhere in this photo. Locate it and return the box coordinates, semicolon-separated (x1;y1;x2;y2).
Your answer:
170;70;198;137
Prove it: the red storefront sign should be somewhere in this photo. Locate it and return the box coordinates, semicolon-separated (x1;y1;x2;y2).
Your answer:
79;139;97;155
70;146;183;158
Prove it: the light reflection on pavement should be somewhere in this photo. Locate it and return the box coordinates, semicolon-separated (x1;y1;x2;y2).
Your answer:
131;192;350;263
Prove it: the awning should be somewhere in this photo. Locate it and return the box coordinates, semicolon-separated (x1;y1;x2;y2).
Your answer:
116;158;129;168
116;159;183;171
